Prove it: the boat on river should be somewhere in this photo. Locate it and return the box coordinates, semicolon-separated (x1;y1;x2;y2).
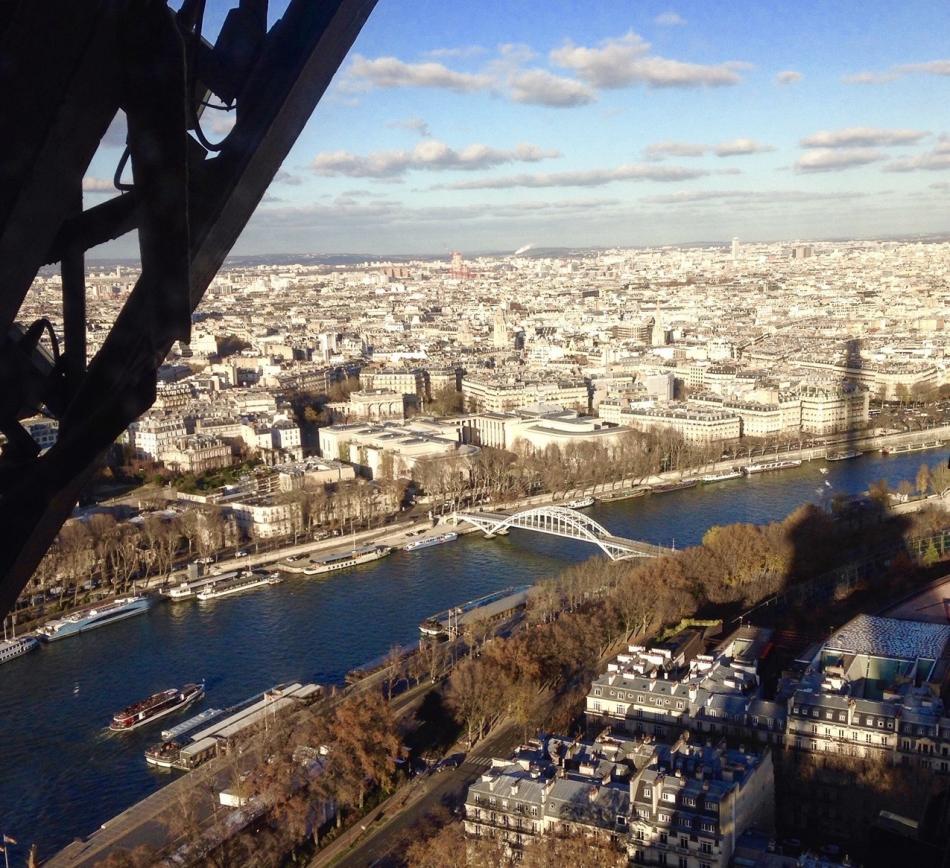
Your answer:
652;479;698;493
564;496;595;509
39;596;151;642
701;469;743;483
405;532;458;552
881;440;942;455
742;459;802;475
302;544;391;575
109;682;204;732
0;636;40;664
826;449;862;461
196;570;281;601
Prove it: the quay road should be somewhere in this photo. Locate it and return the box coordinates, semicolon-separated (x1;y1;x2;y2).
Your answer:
164;425;950;587
314;720;523;868
112;423;950;597
46;663;444;867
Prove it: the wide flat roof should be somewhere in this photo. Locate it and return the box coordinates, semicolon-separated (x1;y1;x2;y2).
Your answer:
825;614;950;662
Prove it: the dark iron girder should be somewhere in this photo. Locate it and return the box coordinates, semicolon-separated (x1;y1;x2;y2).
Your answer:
0;0;378;619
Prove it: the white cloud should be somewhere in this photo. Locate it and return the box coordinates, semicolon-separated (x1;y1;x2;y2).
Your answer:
82;176;114;194
895;60;950;76
387;116;432;137
550;31;744;89
714;138;774;156
844;59;950;84
274;171;303;186
654;11;686;26
930;181;950;191
644;140;707;159
775;70;803;85
800;127;928;148
347;55;492;92
642;189;867;205
311;140;560;178
508;69;596;106
794;148;884;173
884;139;950;172
432;163;708;190
423;45;486;60
644;139;772;159
842;71;898;85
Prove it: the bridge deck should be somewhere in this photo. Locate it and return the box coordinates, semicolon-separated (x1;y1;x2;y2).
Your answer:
455;508;669;559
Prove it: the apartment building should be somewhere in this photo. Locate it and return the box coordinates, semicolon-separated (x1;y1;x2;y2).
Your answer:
463;731;775;868
461;376;591;414
628;739;774;868
786;615;950;771
161;436;233;475
799;384;870;435
227;496;301;540
588;617;950;772
130;415;188;460
619;405;742;444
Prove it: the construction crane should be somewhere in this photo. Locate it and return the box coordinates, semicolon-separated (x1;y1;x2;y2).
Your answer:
0;0;377;619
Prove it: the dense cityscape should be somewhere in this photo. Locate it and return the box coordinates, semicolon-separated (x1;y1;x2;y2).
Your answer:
3;239;950;868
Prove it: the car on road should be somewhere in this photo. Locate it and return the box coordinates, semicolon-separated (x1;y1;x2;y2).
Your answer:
234;549;249;558
434;753;465;773
195;556;215;565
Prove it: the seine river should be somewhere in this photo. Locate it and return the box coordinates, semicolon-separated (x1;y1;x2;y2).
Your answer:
0;448;944;856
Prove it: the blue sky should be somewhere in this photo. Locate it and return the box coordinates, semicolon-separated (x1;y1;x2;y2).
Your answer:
89;0;950;255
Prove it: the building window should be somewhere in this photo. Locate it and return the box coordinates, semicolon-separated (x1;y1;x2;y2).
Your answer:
701;841;713;854
663;793;676;803
660;832;668;844
643;786;652;797
592;701;601;712
594;688;602;697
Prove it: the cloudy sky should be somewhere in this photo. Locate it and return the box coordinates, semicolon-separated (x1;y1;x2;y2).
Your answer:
88;0;950;256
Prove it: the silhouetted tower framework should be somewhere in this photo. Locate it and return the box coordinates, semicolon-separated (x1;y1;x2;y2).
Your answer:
0;0;378;619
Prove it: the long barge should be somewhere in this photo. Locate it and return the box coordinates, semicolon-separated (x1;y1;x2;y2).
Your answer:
39;596;151;642
196;570;281;601
144;681;321;770
742;459;802;475
110;682;204;732
279;544;391;575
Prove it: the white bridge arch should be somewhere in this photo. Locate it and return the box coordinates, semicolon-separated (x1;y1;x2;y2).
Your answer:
452;505;668;561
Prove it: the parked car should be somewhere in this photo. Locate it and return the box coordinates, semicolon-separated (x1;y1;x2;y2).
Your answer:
234;549;249;558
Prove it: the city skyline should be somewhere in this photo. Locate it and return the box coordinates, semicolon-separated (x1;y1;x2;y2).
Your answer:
86;1;950;254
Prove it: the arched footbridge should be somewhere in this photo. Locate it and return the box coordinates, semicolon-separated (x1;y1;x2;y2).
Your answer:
452;505;670;561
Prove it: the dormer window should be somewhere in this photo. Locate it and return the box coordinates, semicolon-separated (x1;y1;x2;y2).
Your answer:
663;792;676;803
643;786;652;797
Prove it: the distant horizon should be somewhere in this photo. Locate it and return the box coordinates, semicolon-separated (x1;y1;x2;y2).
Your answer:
83;229;950;267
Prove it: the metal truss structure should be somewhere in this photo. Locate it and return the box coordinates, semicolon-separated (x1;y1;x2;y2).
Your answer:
452;506;669;561
0;0;377;619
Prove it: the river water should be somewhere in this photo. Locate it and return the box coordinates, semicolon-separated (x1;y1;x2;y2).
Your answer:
0;448;944;857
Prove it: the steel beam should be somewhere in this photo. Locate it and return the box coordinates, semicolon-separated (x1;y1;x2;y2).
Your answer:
0;0;379;619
